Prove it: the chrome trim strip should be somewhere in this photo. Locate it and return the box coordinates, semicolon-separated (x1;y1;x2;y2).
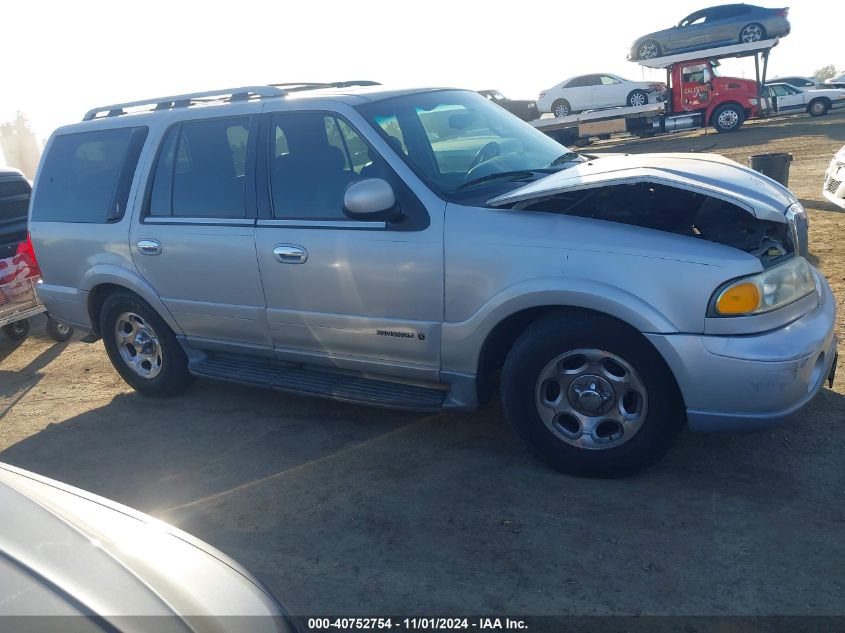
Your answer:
142;217;254;226
256;219;387;229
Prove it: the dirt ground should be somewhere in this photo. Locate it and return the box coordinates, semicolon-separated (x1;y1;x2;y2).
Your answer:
1;111;844;617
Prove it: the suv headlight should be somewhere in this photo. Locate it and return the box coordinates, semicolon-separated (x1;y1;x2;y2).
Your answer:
711;256;816;316
786;201;808;256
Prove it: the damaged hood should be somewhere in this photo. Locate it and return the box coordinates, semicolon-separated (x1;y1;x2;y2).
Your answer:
488;152;796;222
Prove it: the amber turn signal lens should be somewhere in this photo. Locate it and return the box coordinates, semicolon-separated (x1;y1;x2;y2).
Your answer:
716;282;761;315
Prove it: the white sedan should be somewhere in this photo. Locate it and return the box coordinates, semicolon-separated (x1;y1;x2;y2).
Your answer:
823;145;845;209
537;73;665;118
766;82;845;116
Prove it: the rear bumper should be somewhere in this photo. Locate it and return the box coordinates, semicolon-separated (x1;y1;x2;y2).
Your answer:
646;271;838;433
35;283;93;331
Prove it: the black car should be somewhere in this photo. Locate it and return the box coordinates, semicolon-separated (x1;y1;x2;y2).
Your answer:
477;90;539;122
0;168;30;258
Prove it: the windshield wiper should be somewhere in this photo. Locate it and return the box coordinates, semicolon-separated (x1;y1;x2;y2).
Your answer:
454;170;537;191
549;152;582;167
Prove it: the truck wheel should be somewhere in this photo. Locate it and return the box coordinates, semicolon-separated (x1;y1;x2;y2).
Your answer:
2;319;30;341
500;311;685;478
808;99;829;117
627;90;648;107
711;104;745;133
100;291;193;397
552;100;572;118
637;40;661;60
46;317;73;342
739;23;765;43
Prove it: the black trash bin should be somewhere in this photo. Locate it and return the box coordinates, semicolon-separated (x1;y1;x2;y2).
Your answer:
749;152;793;187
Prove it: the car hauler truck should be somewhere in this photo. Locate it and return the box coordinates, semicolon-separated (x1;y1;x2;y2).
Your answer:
534;38;778;144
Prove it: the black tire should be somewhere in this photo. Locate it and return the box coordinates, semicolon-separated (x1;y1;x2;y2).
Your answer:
711;103;745;133
100;291;193;397
637;40;661;60
46;317;74;342
2;319;30;341
500;311;685;477
627;89;649;107
551;99;572;118
808;99;829;117
739;22;765;44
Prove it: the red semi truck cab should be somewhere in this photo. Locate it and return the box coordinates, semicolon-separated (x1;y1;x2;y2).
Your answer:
670;58;760;132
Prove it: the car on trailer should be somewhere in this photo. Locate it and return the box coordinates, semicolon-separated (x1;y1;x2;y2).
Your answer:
537;74;665;118
629;4;790;61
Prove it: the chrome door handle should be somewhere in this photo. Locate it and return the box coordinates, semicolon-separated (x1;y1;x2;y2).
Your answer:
273;244;308;264
137;239;162;256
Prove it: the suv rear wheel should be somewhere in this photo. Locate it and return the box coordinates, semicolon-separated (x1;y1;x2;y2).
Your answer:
500;312;685;477
101;292;193;397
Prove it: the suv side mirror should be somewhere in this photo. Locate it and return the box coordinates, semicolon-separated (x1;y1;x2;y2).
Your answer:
343;178;402;222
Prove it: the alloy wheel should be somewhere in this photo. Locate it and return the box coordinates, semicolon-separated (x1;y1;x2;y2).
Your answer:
740;24;763;43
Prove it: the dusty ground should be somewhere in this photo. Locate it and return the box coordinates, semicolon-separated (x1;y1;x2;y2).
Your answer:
1;111;844;617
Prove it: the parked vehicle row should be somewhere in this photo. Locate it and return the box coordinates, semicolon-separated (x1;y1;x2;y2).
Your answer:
28;83;837;478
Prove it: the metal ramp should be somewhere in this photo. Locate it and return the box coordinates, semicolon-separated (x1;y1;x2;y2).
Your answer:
636;38;780;69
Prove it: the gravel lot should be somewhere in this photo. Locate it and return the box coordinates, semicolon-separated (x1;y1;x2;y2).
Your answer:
1;111;844;617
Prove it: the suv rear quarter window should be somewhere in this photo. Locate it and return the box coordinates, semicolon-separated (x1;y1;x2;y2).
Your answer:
148;116;252;218
31;127;148;223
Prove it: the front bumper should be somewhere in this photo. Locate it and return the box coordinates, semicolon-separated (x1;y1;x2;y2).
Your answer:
646;271;838;433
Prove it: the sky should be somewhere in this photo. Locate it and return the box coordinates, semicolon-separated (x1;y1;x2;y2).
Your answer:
1;0;841;142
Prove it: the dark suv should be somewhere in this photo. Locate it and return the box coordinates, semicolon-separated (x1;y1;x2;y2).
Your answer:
0;168;30;257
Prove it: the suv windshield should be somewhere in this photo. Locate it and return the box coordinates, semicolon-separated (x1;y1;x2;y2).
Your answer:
357;90;580;200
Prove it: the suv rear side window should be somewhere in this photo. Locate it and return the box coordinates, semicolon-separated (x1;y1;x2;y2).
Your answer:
148;116;252;218
31;127;148;223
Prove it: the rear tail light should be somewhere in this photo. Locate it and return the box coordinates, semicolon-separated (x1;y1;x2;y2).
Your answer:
15;233;41;278
776;8;788;16
539;92;546;98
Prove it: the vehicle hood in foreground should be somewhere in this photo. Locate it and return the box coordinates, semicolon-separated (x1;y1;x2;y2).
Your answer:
0;463;292;632
488;152;795;222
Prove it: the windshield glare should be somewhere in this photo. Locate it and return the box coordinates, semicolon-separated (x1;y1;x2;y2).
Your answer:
357;90;575;197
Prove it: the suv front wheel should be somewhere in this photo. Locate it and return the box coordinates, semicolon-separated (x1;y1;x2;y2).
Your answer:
500;312;684;477
101;292;193;397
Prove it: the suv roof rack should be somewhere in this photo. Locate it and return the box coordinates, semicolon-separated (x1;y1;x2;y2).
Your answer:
82;86;286;121
269;80;381;92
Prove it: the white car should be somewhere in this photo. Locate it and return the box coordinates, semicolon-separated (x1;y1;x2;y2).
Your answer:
537;73;665;118
823;144;845;209
765;82;845;116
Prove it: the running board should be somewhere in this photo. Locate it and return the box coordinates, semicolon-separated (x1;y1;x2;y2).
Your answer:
189;354;446;411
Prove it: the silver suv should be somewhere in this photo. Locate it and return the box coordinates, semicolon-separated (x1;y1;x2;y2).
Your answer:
29;83;838;477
